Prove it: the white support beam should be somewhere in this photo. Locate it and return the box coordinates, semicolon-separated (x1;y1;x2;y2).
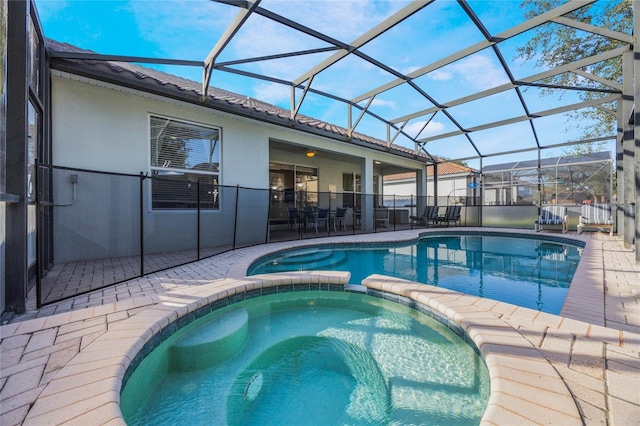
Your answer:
290;76;314;120
348;96;375;138
202;0;261;95
552;16;634;44
352;0;596;104
388;120;409;147
392;46;626;124
417;94;620;142
593;104;617;116
572;69;623;91
518;46;628;84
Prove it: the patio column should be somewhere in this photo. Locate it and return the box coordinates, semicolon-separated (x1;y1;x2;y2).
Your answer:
360;157;374;230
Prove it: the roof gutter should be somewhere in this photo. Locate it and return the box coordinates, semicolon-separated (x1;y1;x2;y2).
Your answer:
49;58;433;164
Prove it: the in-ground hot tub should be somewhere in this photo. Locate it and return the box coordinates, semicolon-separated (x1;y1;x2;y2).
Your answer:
120;291;490;425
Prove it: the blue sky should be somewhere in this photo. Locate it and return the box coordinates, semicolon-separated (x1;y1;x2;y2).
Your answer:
34;0;618;168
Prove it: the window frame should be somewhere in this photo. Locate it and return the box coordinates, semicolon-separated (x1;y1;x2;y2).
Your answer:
148;114;222;211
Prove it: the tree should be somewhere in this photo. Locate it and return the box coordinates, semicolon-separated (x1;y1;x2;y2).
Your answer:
516;0;632;154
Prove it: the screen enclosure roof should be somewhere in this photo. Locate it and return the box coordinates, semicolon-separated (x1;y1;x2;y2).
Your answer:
41;0;631;167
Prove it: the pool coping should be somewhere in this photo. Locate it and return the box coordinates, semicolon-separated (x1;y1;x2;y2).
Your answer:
2;228;637;425
22;271;585;425
230;227;596;320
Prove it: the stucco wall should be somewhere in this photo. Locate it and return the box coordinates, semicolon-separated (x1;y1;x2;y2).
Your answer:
50;73;427;262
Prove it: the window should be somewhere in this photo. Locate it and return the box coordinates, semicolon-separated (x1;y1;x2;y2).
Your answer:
269;163;318;206
150;115;220;209
342;172;361;208
342;173;361;193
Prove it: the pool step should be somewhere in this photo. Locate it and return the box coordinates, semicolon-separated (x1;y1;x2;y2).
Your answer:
275;249;335;265
170;308;248;372
266;251;347;272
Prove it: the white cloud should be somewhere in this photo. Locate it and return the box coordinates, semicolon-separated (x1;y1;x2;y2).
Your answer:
371;99;397;110
277;0;403;42
253;82;290;105
227;0;404;82
405;120;445;138
401;65;422;76
128;1;237;59
428;54;509;90
427;69;453;82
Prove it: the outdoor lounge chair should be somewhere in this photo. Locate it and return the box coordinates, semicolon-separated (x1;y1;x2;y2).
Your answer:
534;205;568;233
410;205;439;226
438;205;461;226
577;203;613;236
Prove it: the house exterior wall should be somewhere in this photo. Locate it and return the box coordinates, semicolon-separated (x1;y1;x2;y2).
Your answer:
384;174;471;201
50;73;426;262
384;179;417;197
429;174;471;204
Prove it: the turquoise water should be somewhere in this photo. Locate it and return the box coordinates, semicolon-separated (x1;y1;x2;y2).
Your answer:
249;234;581;314
121;292;490;425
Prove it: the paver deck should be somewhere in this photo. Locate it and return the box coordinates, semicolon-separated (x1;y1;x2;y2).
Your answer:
1;228;639;425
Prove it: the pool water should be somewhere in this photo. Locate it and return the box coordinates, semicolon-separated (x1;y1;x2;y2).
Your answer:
121;291;490;425
248;234;582;314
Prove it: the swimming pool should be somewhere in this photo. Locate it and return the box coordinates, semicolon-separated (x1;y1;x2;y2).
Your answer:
248;233;582;314
120;291;490;425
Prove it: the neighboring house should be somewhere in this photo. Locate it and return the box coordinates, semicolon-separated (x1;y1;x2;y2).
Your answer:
383;162;480;206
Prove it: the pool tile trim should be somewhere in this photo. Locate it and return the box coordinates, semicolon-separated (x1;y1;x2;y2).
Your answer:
2;228;638;425
23;271;583;425
362;274;581;424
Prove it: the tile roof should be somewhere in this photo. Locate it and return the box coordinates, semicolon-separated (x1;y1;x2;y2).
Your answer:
384;162;477;181
46;39;433;164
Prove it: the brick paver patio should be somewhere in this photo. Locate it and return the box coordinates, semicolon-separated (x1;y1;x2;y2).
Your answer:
1;228;638;425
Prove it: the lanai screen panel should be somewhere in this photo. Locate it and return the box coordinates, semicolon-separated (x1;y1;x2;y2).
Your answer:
481;152;612;206
38;0;628;164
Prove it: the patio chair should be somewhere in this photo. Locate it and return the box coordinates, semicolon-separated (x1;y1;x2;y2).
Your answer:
287;207;299;230
333;207;348;231
314;208;330;233
438;205;461;226
410;205;439;226
534;205;567;233
302;206;316;231
375;208;390;228
577;203;613;236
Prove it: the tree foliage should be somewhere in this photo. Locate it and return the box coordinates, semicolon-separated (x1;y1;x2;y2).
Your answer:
516;0;632;152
